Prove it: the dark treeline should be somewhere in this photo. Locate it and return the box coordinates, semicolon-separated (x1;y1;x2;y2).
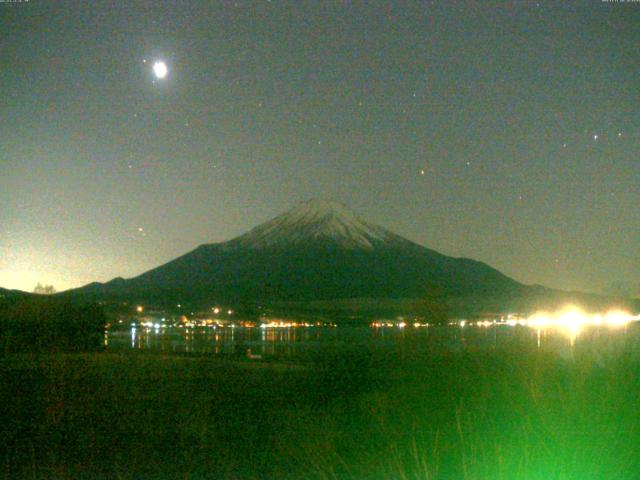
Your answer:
0;297;106;353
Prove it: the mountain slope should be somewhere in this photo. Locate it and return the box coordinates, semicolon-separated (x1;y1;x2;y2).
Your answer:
63;200;529;309
0;287;33;300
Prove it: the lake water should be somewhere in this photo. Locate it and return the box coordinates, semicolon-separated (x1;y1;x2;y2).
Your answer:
105;322;640;359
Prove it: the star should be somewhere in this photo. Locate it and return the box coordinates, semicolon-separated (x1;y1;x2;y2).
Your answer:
593;134;599;141
420;169;425;176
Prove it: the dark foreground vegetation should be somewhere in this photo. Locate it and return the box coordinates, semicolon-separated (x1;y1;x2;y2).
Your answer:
0;297;105;353
3;332;640;479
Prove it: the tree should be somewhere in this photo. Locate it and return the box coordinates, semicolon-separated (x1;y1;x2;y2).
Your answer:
33;283;57;295
410;287;449;324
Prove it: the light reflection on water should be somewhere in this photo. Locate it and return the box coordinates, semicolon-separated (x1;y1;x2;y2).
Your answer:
105;322;640;359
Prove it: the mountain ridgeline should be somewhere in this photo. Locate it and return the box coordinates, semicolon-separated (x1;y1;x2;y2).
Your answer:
61;200;632;315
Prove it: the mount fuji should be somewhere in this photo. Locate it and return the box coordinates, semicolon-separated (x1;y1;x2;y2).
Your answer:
63;199;538;313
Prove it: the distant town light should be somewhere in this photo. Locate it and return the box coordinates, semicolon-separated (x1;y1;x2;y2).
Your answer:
213;307;220;315
136;305;144;313
464;306;640;344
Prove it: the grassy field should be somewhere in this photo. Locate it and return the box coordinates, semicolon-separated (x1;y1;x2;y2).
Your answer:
2;338;640;479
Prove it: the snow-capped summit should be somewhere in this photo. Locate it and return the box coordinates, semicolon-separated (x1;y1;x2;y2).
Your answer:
229;199;401;250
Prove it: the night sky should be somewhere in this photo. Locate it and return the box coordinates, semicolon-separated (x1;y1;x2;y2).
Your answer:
1;0;638;297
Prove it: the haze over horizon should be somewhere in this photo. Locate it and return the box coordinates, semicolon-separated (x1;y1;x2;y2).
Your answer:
1;1;638;297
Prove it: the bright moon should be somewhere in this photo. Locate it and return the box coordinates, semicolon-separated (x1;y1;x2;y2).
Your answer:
153;61;168;79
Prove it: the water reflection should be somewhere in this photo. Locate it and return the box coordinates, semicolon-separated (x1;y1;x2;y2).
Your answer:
106;320;640;359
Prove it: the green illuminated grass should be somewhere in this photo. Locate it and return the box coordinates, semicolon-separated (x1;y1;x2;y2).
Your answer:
2;338;640;479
